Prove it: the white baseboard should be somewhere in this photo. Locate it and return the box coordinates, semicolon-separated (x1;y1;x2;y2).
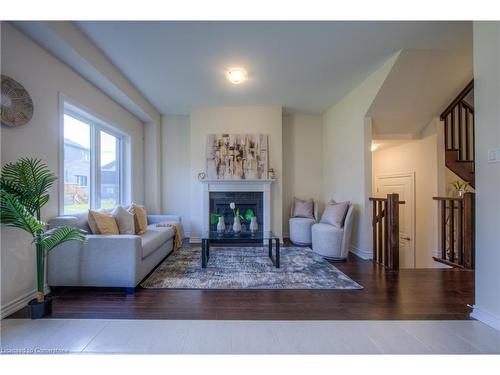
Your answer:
471;305;500;331
349;245;372;260
1;285;50;319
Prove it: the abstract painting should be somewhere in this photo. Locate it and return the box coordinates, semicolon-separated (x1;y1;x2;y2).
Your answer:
206;134;268;180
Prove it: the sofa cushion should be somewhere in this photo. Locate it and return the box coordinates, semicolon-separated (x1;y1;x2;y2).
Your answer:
129;203;148;235
71;211;92;232
112;206;135;234
88;210;119;235
140;226;175;258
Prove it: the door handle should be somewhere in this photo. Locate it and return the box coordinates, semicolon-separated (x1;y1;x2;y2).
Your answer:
400;236;411;241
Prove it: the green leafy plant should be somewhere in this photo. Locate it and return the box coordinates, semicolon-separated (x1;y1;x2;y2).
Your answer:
244;208;254;222
0;158;86;303
210;213;222;225
451;180;469;192
228;202;254;222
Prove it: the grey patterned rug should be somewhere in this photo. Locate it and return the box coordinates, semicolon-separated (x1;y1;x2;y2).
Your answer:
141;246;363;290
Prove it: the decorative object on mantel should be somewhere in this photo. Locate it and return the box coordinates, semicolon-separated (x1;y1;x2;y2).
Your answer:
451;180;470;198
206;134;268;180
1;75;34;127
197;172;206;181
268;168;276;179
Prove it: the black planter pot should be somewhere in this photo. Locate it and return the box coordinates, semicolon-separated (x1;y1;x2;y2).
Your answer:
28;294;52;319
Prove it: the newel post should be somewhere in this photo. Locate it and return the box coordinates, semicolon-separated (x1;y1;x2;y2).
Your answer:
463;192;475;269
386;193;400;270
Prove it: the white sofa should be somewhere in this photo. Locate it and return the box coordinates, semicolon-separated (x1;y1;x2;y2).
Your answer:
47;211;180;293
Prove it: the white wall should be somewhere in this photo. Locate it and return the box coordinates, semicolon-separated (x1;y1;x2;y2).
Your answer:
372;118;445;268
471;21;500;331
144;121;162;214
282;113;323;236
161;114;191;235
322;53;399;258
0;23;145;317
189;106;283;241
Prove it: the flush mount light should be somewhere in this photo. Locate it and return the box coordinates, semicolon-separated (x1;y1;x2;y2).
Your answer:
225;68;248;84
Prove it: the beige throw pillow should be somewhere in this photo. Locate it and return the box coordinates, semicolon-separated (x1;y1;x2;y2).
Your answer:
88;210;119;235
320;201;350;228
128;203;148;235
112;206;135;234
293;198;314;219
88;210;100;234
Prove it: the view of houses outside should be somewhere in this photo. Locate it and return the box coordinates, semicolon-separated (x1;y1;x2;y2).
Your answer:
63;114;120;214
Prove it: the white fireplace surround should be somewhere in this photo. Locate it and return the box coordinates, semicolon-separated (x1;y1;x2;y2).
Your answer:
201;179;275;235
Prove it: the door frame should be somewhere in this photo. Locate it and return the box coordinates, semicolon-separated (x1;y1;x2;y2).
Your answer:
375;171;416;268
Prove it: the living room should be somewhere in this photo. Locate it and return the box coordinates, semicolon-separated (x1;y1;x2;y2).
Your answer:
1;1;500;369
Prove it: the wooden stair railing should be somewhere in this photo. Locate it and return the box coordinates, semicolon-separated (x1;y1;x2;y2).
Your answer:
432;192;475;269
369;193;405;271
440;80;475;187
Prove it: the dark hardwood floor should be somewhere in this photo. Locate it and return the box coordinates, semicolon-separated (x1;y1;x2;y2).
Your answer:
8;242;474;320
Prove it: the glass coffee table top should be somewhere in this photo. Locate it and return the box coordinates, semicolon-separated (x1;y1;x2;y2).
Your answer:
202;230;276;243
200;230;280;268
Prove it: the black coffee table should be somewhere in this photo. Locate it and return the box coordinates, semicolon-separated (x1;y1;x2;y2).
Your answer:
201;231;280;269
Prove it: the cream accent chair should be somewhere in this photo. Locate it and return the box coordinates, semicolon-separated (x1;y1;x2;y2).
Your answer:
312;205;354;260
289;200;319;246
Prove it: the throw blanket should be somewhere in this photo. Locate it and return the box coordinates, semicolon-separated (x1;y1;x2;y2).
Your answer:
155;221;185;251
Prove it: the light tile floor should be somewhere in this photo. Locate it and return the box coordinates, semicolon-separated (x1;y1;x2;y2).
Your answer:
1;319;499;354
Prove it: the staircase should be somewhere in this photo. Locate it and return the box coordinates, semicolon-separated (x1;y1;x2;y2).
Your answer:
440;80;475;187
433;80;475;269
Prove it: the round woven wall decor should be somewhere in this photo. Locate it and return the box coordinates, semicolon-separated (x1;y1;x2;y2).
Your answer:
1;75;34;127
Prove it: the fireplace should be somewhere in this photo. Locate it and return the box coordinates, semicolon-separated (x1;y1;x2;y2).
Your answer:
200;179;274;238
209;191;263;232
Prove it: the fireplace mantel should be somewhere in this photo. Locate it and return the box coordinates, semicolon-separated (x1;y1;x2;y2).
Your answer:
200;179;275;185
201;179;275;234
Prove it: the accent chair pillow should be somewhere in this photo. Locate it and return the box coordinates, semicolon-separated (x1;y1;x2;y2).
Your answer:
320;201;350;228
88;210;119;235
128;203;148;235
293;198;314;219
112;205;136;234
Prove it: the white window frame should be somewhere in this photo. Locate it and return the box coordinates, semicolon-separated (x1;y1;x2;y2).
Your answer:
59;94;128;214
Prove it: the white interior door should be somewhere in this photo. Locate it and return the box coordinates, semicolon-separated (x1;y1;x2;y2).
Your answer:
375;173;415;269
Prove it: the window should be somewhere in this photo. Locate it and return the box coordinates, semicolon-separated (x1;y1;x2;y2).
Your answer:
99;130;120;209
62;102;126;214
75;175;88;187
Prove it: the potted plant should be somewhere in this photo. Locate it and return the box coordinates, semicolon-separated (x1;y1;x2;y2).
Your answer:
451;180;470;198
0;158;86;319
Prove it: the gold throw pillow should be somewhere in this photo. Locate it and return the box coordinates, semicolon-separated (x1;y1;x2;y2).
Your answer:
128;203;148;235
88;210;119;235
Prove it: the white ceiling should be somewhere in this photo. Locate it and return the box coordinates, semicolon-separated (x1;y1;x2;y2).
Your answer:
368;48;473;137
75;21;473;115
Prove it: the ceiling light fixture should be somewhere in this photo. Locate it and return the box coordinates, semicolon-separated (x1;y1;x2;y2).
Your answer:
226;68;248;84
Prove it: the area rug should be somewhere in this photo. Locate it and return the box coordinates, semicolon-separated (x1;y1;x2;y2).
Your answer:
141;246;363;290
